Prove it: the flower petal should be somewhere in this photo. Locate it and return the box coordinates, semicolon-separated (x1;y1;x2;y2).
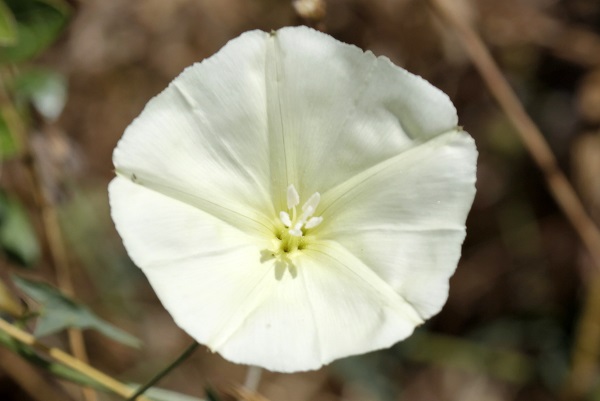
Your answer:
216;240;422;372
265;27;459;203
113;30;274;237
109;26;478;373
316;130;477;319
111;176;422;372
109;176;276;346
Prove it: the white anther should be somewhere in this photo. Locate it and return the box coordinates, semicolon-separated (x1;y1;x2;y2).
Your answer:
302;192;320;213
304;216;323;229
289;228;303;237
279;185;323;239
287;184;300;210
280;211;292;227
301;206;315;222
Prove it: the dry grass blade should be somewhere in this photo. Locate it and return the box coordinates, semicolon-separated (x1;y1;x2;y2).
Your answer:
0;67;96;401
425;0;600;399
0;346;75;401
0;318;152;401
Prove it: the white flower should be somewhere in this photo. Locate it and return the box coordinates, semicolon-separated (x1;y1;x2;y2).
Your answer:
109;26;477;373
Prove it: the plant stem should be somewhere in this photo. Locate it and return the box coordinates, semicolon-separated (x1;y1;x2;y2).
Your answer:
0;317;152;401
0;346;76;401
126;341;199;401
425;0;600;268
425;0;600;398
0;66;96;401
242;365;263;393
233;366;264;401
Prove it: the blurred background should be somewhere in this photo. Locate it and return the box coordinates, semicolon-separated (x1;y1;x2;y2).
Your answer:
1;0;600;400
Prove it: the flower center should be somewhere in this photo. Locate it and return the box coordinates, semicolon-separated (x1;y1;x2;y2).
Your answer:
277;184;323;253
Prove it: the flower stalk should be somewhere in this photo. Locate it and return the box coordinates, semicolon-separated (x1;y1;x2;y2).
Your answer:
126;341;199;401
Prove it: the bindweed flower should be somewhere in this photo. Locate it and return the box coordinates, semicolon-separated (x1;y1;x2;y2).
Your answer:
109;26;477;373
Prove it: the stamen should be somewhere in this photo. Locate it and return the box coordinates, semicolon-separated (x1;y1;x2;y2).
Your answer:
280;211;292;227
289;228;303;237
278;185;323;245
287;185;300;210
302;192;320;213
304;216;323;229
300;206;314;222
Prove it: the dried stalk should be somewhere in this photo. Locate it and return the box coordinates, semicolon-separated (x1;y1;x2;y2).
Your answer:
0;318;152;401
0;346;75;401
425;0;600;398
0;67;96;401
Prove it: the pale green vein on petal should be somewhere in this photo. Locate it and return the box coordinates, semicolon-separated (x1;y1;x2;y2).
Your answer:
143;244;251;270
300;266;324;362
298;53;378;190
171;80;201;109
206;264;274;352
306;240;425;323
265;32;298;212
169;79;273;201
324;225;466;237
316;129;466;221
113;171;274;238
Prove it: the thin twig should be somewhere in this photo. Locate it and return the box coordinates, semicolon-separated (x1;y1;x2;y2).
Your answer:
242;366;263;393
126;341;199;401
234;366;264;401
425;0;600;399
0;346;76;401
41;195;97;401
0;67;97;401
0;317;152;401
480;2;600;68
426;0;600;266
566;276;600;399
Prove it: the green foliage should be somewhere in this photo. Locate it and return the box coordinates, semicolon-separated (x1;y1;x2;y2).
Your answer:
0;328;104;389
0;110;20;158
12;276;141;348
0;67;68;162
0;0;70;63
1;326;205;398
0;0;17;46
12;68;67;119
0;193;40;267
0;277;22;316
399;329;535;384
126;342;199;401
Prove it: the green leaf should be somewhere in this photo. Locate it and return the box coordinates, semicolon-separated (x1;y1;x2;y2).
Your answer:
12;276;142;348
0;0;17;46
0;111;20;159
0;277;22;316
0;193;40;266
0;0;70;63
0;328;105;389
13;68;67;119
